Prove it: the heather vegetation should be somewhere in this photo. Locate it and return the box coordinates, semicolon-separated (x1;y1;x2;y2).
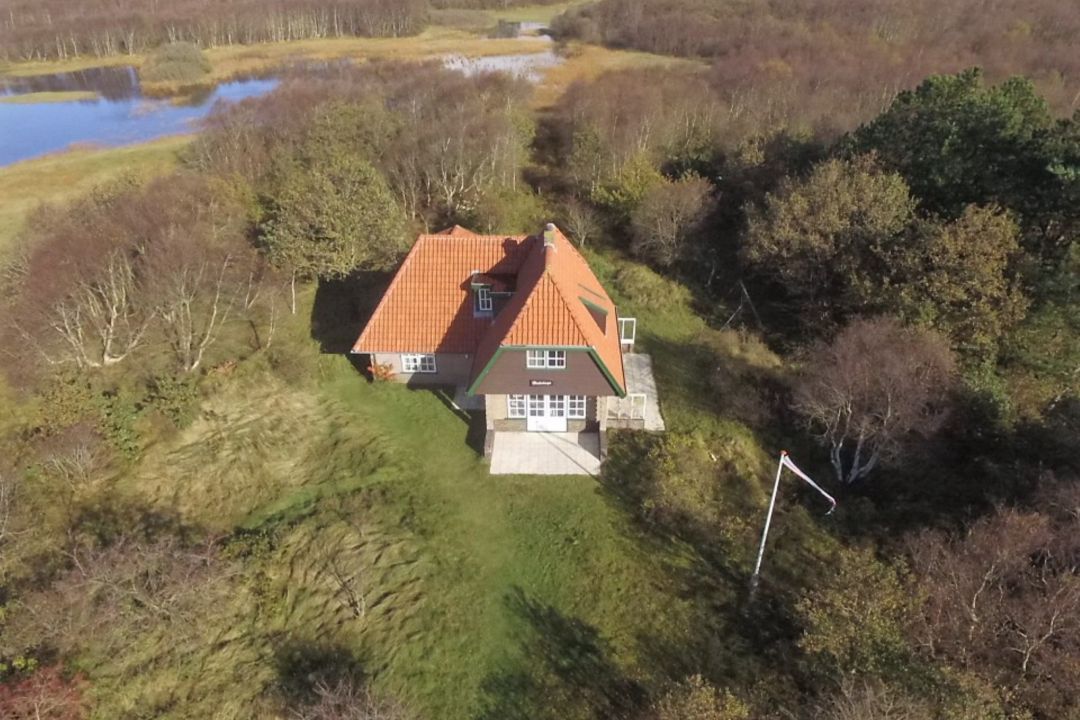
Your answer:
1;3;1079;718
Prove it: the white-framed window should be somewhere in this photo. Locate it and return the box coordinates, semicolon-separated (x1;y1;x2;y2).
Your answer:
527;395;545;417
507;394;526;418
476;287;493;314
401;354;436;373
526;349;566;369
548;395;566;417
568;395;587;419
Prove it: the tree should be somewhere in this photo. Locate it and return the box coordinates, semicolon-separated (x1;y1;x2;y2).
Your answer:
559;198;602;248
884;205;1028;360
646;675;750;720
742;155;916;331
630;175;714;267
0;665;86;720
907;502;1080;716
11;185;153;370
290;677;407;720
793;317;955;484
850;69;1076;263
260;153;407;284
812;680;931;720
797;546;912;675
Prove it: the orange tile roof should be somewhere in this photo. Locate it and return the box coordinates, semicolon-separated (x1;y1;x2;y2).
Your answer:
353;232;531;354
353;225;625;394
469;227;625;393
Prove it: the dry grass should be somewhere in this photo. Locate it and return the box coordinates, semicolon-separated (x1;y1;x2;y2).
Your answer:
532;43;699;108
0;90;98;104
4;27;551;86
0;135;189;254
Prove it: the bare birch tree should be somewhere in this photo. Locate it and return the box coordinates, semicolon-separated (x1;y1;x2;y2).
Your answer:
793;317;955;484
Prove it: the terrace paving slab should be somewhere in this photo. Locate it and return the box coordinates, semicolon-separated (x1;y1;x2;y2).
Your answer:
489;431;601;476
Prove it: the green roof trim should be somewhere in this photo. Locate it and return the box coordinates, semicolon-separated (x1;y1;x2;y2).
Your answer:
467;345;625;397
579;295;609;317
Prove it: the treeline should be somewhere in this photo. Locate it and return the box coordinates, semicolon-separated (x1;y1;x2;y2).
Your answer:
553;0;1080;127
0;0;426;61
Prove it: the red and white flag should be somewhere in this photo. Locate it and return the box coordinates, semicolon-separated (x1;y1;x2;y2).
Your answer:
780;451;837;514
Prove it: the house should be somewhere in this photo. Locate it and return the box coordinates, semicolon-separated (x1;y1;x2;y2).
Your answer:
352;223;664;472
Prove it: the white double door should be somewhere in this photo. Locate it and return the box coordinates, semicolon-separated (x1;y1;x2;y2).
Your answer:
526;394;568;432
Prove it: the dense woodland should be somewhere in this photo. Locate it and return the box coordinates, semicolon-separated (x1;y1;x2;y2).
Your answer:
552;0;1080;127
1;0;1080;718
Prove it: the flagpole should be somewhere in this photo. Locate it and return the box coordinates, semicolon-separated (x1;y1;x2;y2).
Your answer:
750;450;786;597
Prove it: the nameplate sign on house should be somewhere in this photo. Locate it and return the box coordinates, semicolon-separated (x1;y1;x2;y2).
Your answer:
529;379;553;387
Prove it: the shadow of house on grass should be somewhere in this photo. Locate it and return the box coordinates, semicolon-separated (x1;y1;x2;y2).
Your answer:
475;587;645;720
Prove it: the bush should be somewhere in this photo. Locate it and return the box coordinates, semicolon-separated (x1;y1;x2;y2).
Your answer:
144;374;200;429
613;264;692;309
140;42;211;84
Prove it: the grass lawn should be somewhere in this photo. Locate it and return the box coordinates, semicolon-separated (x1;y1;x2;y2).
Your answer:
0;135;189;254
97;324;697;718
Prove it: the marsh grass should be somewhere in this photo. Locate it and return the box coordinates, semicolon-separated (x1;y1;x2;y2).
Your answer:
0;135;189;255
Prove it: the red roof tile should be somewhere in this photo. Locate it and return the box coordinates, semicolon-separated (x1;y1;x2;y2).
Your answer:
353;225;625;394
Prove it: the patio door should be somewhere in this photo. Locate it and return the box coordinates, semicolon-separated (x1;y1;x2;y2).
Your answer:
526;394;567;432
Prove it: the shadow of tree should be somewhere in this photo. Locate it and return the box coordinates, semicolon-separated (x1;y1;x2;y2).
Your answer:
272;637;367;707
475;587;646;720
69;491;202;547
310;270;392;354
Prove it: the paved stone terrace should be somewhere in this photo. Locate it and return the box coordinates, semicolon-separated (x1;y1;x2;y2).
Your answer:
489;432;601;476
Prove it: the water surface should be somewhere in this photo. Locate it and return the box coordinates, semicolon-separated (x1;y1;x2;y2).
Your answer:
0;69;278;166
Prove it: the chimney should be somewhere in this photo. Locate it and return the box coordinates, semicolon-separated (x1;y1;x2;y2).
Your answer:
543;222;557;249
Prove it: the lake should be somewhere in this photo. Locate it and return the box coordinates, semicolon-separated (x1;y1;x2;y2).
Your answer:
0;38;563;168
0;67;279;167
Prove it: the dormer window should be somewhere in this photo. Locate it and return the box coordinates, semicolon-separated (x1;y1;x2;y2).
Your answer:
476;286;493;314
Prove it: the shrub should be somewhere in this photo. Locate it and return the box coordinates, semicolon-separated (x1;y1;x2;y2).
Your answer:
140;42;211;84
613;264;692;310
796;546;913;676
649;675;750;720
144;374;200;429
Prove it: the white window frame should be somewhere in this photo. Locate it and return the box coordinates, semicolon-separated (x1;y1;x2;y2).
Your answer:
527;395;545;417
618;317;637;349
401;354;436;373
476;287;493;314
507;394;526;419
567;395;587;419
526;349;567;369
548;395;566;417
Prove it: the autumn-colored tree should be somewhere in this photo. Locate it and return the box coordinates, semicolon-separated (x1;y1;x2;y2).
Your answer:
630;175;714;268
646;675;750;720
742;155;915;330
884;205;1029;359
907;500;1080;717
797;546;912;675
793;317;956;484
0;665;86;720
